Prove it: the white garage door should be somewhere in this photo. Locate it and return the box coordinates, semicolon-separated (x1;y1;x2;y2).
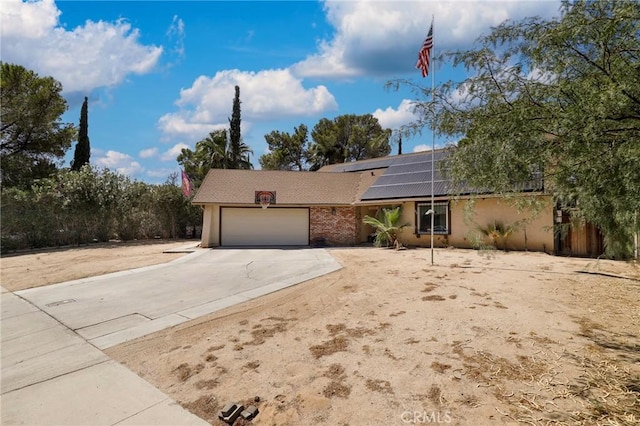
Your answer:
221;207;309;246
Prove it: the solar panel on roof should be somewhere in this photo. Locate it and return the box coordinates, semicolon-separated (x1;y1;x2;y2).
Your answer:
371;170;447;186
361;181;456;200
328;150;447;173
332;149;543;201
386;162;432;174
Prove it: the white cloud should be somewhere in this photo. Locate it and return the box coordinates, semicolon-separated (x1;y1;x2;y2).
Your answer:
292;0;561;78
158;68;337;143
94;150;143;176
1;0;59;39
413;144;430;153
372;99;418;130
139;147;158;159
166;15;185;59
157;115;227;145
160;143;189;162
1;0;162;94
146;168;178;179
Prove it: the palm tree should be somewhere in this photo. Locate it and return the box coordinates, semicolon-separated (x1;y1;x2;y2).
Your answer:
363;206;410;248
197;130;253;170
196;130;229;169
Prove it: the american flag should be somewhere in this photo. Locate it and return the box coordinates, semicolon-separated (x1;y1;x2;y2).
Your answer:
181;170;193;197
416;20;434;77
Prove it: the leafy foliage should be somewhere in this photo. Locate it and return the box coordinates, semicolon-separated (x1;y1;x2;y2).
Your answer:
71;96;91;171
363;206;410;248
228;85;251;169
392;1;640;258
259;124;309;170
177;129;253;188
478;221;515;251
1;166;201;252
0;62;76;188
259;115;392;171
308;114;392;170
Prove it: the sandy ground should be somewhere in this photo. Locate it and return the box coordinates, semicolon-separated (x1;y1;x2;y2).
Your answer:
102;248;639;426
0;240;192;291
2;243;638;425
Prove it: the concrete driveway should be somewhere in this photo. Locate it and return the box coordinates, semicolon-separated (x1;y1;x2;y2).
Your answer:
1;248;341;425
15;248;342;350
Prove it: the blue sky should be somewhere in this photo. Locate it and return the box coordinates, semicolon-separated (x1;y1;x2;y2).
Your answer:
2;0;561;183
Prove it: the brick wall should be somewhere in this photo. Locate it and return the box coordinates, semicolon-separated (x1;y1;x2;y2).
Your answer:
310;206;358;246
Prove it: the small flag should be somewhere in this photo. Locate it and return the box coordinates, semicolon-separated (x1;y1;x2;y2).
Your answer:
416;19;434;77
181;170;193;197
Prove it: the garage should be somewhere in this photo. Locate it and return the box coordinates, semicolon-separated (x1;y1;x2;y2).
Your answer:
220;207;310;246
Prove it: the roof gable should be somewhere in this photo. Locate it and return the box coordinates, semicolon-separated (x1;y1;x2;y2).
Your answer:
192;169;361;205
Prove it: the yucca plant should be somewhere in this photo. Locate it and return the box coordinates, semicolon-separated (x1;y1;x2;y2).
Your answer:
479;221;514;251
363;206;410;248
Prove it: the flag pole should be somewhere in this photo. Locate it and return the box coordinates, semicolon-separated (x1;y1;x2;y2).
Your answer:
430;16;435;266
416;15;435;265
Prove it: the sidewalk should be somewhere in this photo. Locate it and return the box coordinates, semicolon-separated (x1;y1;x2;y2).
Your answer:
0;286;208;426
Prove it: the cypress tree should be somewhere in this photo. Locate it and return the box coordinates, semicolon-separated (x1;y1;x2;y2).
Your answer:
228;85;242;168
71;96;90;171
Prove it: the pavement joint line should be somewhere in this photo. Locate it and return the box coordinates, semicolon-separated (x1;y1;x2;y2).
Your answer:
3;340;85;366
74;312;152;333
109;396;173;426
1;324;59;343
173;294;249;314
1;359;112;395
6;291;68;331
4;288;112;359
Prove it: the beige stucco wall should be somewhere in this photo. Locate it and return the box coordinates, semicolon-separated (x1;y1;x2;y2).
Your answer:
396;195;554;252
358;206;380;243
202;195;554;252
200;204;220;248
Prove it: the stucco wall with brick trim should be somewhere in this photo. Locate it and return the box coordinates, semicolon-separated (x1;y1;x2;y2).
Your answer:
310;206;358;246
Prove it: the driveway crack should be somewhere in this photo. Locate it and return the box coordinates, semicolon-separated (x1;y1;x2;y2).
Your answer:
245;260;256;280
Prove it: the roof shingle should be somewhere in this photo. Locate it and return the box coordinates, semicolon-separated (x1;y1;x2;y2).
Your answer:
192;149;543;205
192;169;361;205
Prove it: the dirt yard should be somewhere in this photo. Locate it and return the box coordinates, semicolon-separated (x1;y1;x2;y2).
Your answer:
2;244;638;425
105;248;638;426
0;240;193;291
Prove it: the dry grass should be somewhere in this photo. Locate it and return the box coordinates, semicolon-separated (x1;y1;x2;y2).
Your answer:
422;295;446;301
309;336;349;359
323;381;351;399
431;361;452;373
365;379;394;395
172;362;204;382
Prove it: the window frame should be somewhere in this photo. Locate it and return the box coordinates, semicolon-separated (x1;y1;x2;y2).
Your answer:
416;201;450;235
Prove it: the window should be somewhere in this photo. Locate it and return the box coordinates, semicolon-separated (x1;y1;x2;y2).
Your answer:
416;202;449;234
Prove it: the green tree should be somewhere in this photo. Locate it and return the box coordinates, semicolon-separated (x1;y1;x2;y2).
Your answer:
363;206;410;248
71;96;91;171
1;166;203;252
307;114;392;170
0;62;76;188
177;129;253;188
228;85;251;169
259;124;309;170
395;0;640;258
